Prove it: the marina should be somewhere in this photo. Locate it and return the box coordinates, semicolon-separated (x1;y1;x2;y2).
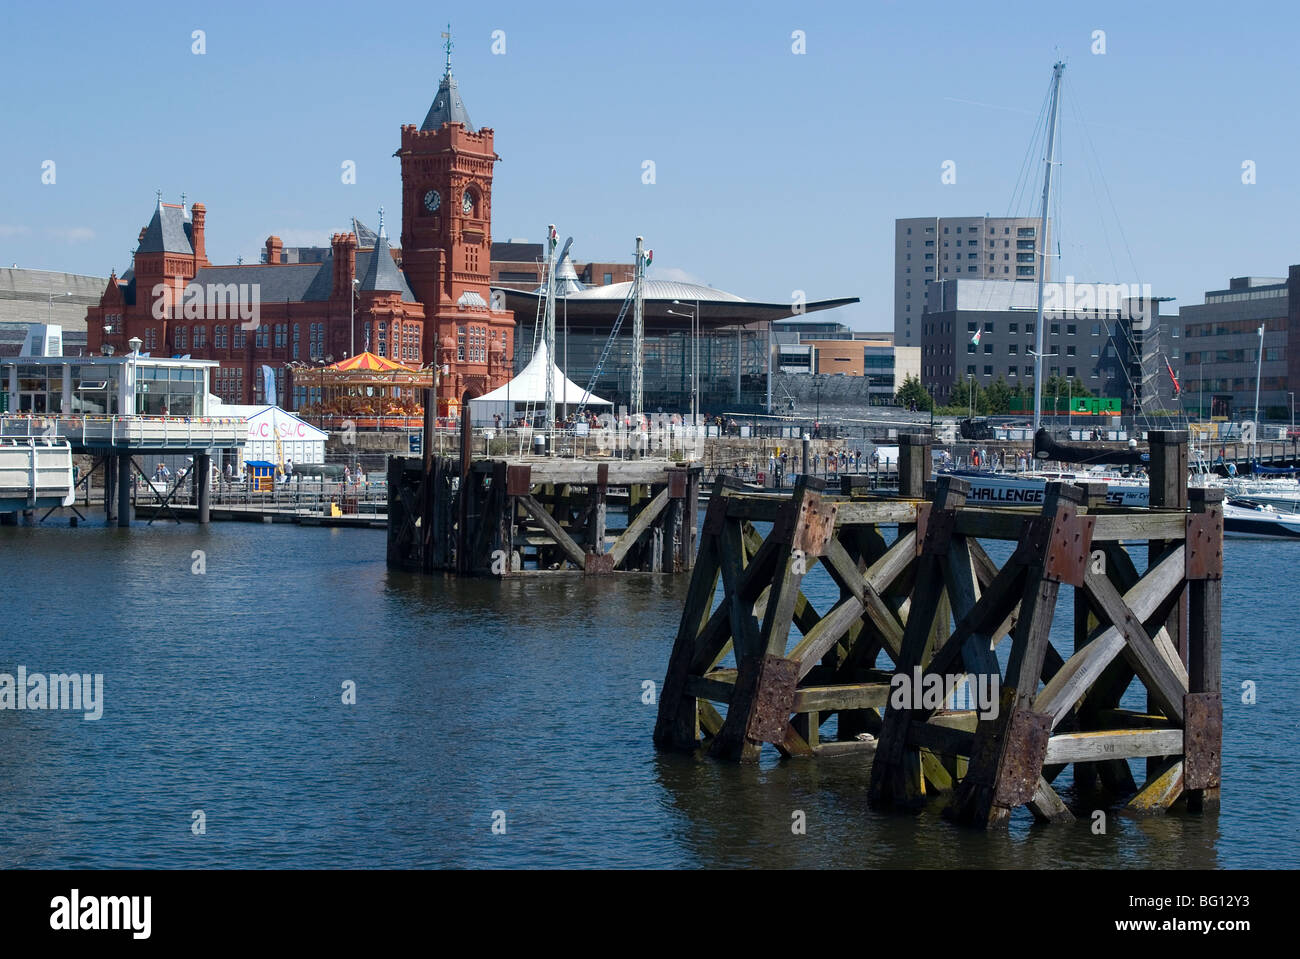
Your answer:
3;0;1299;910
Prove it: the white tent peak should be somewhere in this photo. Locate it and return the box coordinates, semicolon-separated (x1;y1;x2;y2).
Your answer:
469;340;611;423
474;340;611;406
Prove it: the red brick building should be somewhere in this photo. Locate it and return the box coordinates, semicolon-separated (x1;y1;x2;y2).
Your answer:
86;42;512;415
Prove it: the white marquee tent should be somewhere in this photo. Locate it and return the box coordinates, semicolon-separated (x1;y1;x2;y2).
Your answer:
468;341;612;425
209;402;328;469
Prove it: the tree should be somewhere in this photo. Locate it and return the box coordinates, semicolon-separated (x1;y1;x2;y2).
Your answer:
953;375;984;415
985;376;1012;415
895;375;932;411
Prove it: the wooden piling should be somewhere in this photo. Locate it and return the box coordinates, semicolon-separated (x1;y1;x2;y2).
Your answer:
653;432;1224;828
387;454;702;577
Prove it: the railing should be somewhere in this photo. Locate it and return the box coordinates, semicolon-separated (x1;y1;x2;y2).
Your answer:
121;475;390;514
0;414;247;448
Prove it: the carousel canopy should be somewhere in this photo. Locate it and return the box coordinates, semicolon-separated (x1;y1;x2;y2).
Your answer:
326;351;416;373
472;340;612;407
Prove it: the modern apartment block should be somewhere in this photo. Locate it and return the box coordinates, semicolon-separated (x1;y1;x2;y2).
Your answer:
772;332;918;405
1179;275;1290;419
894;216;1051;347
918;278;1177;412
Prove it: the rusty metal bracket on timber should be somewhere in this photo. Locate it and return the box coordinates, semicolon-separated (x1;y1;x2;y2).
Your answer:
1044;512;1096;586
992;706;1053;806
1183;691;1222;790
744;655;800;743
1185;508;1224;581
506;464;532;497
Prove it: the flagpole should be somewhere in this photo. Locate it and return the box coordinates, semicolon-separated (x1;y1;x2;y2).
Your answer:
1253;323;1264;458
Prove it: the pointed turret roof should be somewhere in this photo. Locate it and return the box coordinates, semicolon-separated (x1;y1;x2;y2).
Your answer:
420;25;474;132
357;210;407;294
137;195;194;255
351;217;379;248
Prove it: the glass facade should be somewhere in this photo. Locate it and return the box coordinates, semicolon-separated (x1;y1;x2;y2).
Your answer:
70;364;122;415
15;365;62;413
513;324;771;412
135;365;204;415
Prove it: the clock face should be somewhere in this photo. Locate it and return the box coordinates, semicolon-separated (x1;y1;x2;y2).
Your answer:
462;190;474;215
423;189;440;212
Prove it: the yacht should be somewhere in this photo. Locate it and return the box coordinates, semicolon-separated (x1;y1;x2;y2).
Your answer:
1223;497;1300;538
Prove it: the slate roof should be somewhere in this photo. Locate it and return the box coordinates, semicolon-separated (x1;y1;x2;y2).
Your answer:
138;202;194;255
190;248;415;304
421;72;474;132
352;217;378;247
358;229;409;296
193;263;326;302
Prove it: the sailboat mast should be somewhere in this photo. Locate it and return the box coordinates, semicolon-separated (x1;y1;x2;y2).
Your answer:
1033;61;1066;434
1253;323;1264;455
544;224;558;430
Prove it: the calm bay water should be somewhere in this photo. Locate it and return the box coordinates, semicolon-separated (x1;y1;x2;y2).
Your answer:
0;516;1295;869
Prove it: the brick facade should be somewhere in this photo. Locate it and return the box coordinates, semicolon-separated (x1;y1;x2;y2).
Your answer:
86;56;514;415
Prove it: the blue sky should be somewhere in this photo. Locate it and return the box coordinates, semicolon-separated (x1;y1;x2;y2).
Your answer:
2;0;1298;330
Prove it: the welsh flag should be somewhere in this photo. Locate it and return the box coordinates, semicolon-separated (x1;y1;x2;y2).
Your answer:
644;249;653;267
970;329;981;345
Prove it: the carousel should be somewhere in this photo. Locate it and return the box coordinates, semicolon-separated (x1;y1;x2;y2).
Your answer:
293;352;435;428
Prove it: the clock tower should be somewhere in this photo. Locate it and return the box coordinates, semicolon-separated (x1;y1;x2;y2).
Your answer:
399;27;514;413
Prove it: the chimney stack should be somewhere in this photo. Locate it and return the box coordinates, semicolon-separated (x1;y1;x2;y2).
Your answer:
331;232;357;298
265;235;283;265
190;202;208;266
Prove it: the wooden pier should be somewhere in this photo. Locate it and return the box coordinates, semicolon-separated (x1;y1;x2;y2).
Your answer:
653;430;1223;827
387;455;703;576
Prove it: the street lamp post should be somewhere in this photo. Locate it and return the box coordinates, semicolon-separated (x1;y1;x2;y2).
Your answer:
48;291;72;323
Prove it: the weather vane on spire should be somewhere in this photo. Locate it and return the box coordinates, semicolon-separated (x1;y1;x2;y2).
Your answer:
441;24;453;78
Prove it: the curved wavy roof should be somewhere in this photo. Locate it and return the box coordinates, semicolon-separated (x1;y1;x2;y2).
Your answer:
563;279;747;303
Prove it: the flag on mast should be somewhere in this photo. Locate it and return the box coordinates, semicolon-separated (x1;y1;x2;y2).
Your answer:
1164;356;1181;396
970;328;981;345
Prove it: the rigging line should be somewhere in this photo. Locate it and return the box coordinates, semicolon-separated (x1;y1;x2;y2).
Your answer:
1062;78;1163;433
972;76;1054;318
1066;79;1143;282
1066;85;1122;283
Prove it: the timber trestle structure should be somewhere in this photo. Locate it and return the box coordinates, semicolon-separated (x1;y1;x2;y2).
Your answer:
653;431;1223;827
387;455;702;576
